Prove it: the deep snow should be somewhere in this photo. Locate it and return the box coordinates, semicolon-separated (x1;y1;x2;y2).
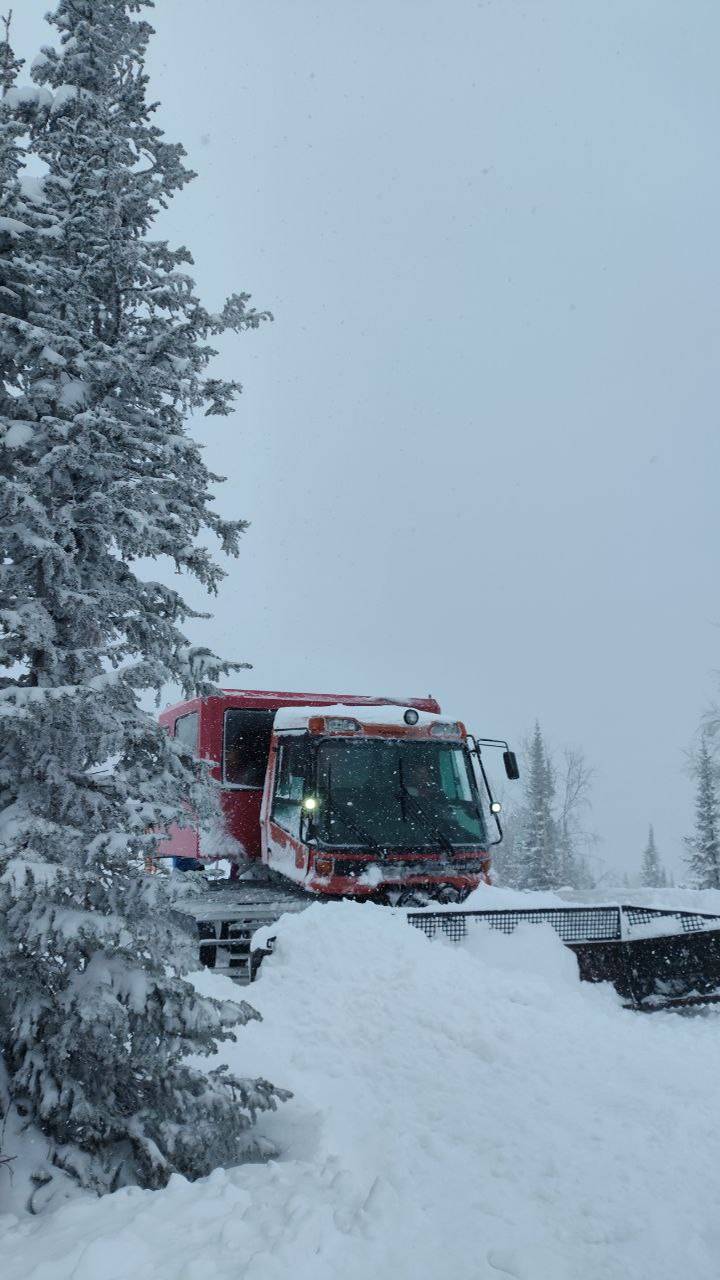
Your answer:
2;891;720;1280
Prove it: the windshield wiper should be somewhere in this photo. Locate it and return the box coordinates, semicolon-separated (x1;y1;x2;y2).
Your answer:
329;802;383;853
325;755;383;853
403;791;455;854
397;758;455;854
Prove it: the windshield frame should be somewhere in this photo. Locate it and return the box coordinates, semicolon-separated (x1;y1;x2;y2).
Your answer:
308;735;488;851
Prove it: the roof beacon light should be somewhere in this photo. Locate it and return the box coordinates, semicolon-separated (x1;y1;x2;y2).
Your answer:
325;716;361;734
490;801;502;814
403;708;420;726
430;721;463;738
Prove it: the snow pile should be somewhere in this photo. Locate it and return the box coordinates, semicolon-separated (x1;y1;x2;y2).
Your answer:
3;900;720;1279
560;885;720;915
465;880;570;910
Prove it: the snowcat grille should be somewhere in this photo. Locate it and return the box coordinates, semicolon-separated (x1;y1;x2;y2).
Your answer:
406;906;622;945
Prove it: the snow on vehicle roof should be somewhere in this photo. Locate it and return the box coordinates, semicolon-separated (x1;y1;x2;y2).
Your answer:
273;703;457;731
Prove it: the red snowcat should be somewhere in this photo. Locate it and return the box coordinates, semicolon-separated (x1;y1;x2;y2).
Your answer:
158;688;519;974
158;688;519;898
157;689;720;1011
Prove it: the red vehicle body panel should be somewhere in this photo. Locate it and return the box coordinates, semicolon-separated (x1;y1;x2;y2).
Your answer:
158;689;442;866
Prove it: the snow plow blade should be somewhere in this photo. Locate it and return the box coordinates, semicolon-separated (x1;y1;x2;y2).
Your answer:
406;904;720;1011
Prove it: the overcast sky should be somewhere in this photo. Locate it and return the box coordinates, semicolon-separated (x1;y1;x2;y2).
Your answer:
13;1;720;878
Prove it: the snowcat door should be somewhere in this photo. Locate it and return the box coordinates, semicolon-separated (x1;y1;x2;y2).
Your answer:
266;735;315;881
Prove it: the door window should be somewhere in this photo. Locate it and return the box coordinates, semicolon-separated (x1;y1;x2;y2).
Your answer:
174;712;198;753
223;709;274;787
272;737;310;838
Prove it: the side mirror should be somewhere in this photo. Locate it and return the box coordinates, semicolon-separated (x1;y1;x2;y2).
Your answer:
503;750;520;781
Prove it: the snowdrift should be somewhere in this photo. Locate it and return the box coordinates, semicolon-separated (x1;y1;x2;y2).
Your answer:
3;895;720;1279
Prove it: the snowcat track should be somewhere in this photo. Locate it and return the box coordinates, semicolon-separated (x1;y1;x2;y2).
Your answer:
406;904;720;1011
628;990;720;1013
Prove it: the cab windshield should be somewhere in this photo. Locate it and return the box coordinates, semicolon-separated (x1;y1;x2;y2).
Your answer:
313;738;487;849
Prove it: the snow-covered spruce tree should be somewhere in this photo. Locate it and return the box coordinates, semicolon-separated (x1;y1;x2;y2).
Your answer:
639;825;665;888
496;731;598;890
0;12;33;339
0;0;286;1193
0;10;23;151
0;9;30;1181
516;723;558;890
683;737;720;889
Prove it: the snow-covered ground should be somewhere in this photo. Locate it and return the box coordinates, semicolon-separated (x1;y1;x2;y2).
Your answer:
2;889;720;1279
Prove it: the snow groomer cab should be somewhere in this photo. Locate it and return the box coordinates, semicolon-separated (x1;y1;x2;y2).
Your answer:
158;689;519;903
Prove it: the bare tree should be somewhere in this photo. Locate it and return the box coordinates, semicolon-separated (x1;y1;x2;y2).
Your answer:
555;747;599;888
559;747;594;829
